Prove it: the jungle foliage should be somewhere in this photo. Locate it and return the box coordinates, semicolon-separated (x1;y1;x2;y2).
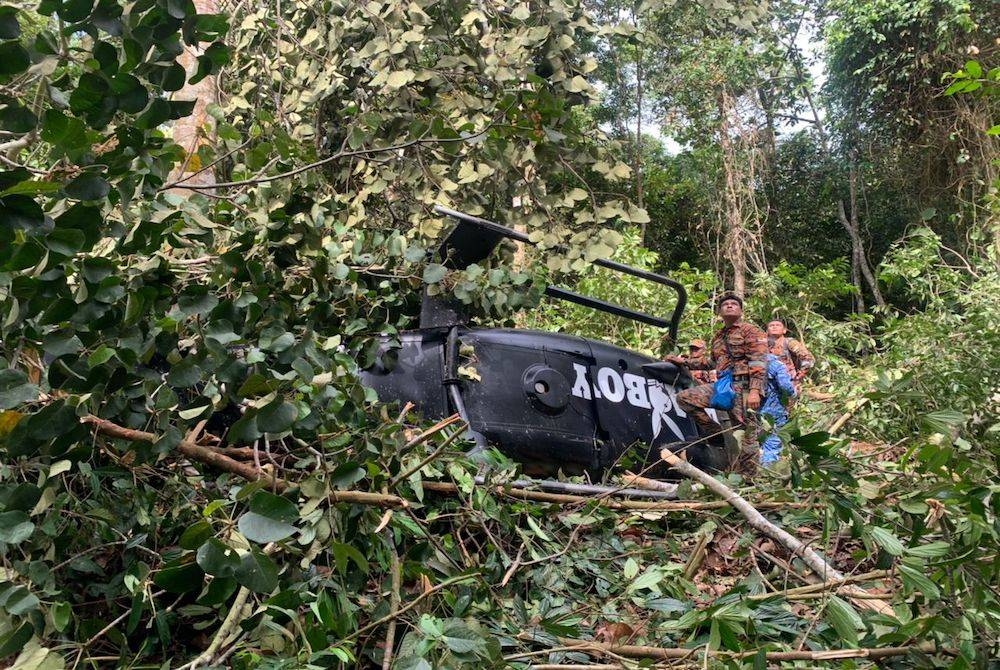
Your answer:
0;0;998;667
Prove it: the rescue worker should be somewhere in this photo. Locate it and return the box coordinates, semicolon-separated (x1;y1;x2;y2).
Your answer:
666;292;768;474
760;353;796;465
766;319;814;392
682;339;716;384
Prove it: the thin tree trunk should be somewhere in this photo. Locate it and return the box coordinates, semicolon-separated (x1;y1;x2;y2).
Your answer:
634;38;645;241
837;167;886;308
167;0;219;191
717;89;748;296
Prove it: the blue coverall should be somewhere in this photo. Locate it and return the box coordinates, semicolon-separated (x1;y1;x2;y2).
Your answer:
760;353;796;464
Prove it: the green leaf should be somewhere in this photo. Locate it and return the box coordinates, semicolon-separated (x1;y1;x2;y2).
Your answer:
628;566;663;592
330;542;368;576
0;103;37;133
0;623;33;657
441;619;483;654
3;587;39;616
899;563;940;600
0;6;21;39
59;0;94;21
921;409;965;436
825;596;861;647
256;400;297;433
0;510;34;544
238;511;296;543
0;194;45;230
0;369;38;410
987;125;1000;136
64;173;111;201
179;520;215;550
87;346;116;367
905;541;950;558
1;179;61;197
249;491;298;523
226;412;260;444
964;60;982;78
423;263;447;283
51;601;72;632
869;526;904;556
153;559;204;593
166;358;202;387
0;42;29;76
330;462;365;488
196;539;241;578
234;549;278;593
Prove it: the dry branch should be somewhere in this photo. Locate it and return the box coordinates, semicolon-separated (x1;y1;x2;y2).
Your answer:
419;480;799;512
81;415;407;508
660;448;894;614
537;636;943;662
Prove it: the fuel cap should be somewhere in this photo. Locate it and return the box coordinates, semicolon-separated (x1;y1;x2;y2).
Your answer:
522;364;571;414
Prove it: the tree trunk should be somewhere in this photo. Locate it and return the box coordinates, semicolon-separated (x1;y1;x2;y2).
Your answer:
837;167;886;309
167;0;219;192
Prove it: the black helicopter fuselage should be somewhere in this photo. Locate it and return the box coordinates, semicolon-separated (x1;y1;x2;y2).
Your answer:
361;326;717;474
359;207;737;476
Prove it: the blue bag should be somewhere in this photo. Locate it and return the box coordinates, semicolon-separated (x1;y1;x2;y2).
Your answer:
709;369;736;410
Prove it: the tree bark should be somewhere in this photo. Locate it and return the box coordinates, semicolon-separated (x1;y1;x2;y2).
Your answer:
837;167;886;309
167;0;220;192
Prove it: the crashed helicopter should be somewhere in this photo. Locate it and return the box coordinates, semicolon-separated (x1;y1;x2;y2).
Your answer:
360;206;738;477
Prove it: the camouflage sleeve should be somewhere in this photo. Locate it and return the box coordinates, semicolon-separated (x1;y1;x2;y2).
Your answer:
685;352;715;370
788;338;815;371
745;323;768;392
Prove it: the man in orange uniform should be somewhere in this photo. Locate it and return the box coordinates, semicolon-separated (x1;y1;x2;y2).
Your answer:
667;292;768;472
766;319;815;393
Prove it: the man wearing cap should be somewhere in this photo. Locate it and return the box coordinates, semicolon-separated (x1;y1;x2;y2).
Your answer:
766;319;815;393
666;292;768;472
681;339;716;384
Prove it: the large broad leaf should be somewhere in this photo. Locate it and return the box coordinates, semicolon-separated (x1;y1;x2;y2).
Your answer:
869;526;905;556
0;42;29;76
0;6;21;39
0;194;45;230
249;490;298;523
238;511;295;543
899;563;941;600
179;520;214;550
153;559;204;593
921;409;966;436
0;510;35;544
256;400;297;433
0;623;33;657
440;619;485;655
0;369;38;409
825;596;861;647
64;173;111;201
234;550;278;593
195;539;241;578
0;102;37;133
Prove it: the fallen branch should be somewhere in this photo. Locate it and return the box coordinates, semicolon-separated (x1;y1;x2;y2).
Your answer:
531;636;943;662
177;586;251;670
420;480;802;512
660;448;893;614
620;472;679;494
81;416;407;508
827;397;870;434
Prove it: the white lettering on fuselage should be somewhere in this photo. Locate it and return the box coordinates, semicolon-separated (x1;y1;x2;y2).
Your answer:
571;363;686;441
